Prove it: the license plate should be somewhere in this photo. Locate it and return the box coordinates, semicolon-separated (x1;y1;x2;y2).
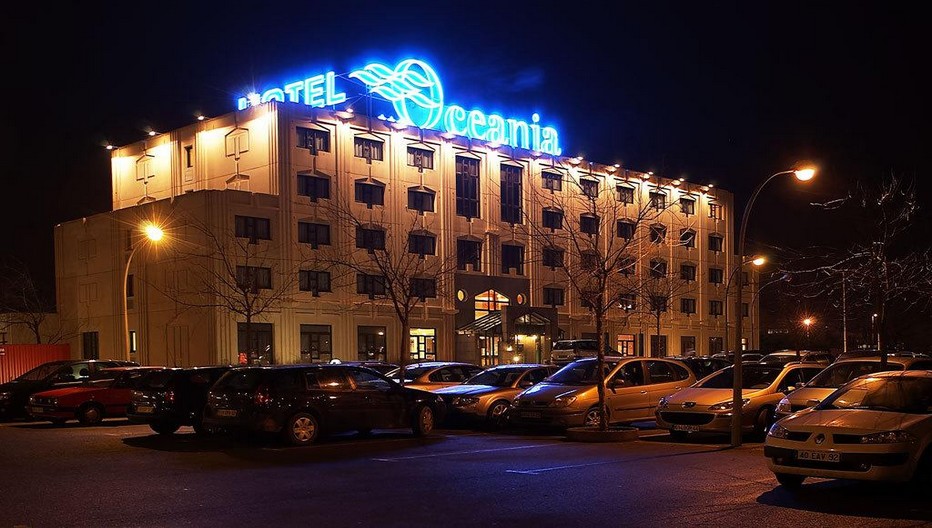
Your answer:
216;409;237;418
672;424;700;432
797;450;840;462
30;406;45;414
136;405;155;414
520;411;542;419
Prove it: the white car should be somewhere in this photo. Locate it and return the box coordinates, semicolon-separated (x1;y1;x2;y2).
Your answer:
765;370;932;488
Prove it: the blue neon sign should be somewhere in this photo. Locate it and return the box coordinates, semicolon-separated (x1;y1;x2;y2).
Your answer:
237;58;562;156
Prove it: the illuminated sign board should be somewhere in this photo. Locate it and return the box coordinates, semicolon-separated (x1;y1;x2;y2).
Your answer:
237;59;562;155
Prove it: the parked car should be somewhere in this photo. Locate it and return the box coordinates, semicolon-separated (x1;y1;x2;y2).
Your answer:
433;364;559;426
0;359;137;419
202;365;446;445
774;356;932;419
27;366;163;425
385;362;484;391
834;349;929;362
328;360;399;375
765;370;932;488
509;357;696;428
670;356;731;380
127;366;233;434
550;339;602;365
759;350;832;366
656;362;824;439
712;351;764;363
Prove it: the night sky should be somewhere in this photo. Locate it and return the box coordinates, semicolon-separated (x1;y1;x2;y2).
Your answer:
2;1;928;311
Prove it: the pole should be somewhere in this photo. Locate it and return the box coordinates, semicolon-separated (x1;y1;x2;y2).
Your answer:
122;244;141;362
841;272;847;354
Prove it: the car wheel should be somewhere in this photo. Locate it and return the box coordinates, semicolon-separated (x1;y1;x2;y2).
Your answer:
774;473;805;489
150;422;181;435
754;407;774;439
584;406;602;427
486;400;510;428
669;430;689;441
283;412;319;446
78;404;104;426
412;405;434;436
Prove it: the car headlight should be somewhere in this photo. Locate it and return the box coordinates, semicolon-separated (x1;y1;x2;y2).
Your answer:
708;398;750;411
768;423;788;439
452;396;479;407
50;398;58;407
0;392;10;401
28;395;36;404
775;398;792;414
551;395;577;408
658;396;670;409
860;431;915;444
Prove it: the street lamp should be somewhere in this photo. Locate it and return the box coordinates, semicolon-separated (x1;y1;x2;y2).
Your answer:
722;255;766;356
731;166;816;448
123;223;164;361
802;317;814;348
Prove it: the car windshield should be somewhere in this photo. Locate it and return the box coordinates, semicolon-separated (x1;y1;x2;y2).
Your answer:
16;363;65;381
819;376;932;414
759;354;797;365
698;366;784;389
137;370;180;390
807;362;904;388
387;365;435;382
465;367;525;387
552;340;598;351
548;359;617;385
213;370;265;391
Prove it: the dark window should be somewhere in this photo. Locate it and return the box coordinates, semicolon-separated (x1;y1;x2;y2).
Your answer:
407;188;435;213
237;322;274;365
742;271;750;286
581;251;600;272
742;302;749;317
649;259;667;278
650;224;667;244
709;203;723;219
680;263;697;281
299;270;331;295
543;247;564;269
356;274;386;297
502;244;524;275
709;300;724;316
617;185;634;204
542;170;563;191
680;297;697;314
500;164;523;224
710;337;724;355
650;296;668;313
298;222;331;248
580;214;600;235
618;256;636;276
407;147;434;169
617;220;635;239
408;233;437;257
709;234;724;252
356;227;386;252
680;229;696;248
126;274;134;298
355;181;385;207
650;336;668;356
542;208;563;230
455;156;480;219
680;197;695;215
297;174;330;202
300;325;332;362
410;278;437;300
680;337;697;357
457;239;482;271
297;127;330;153
82;332;99;360
354;137;383;161
619;294;637;311
358;326;387;361
646;361;676;383
236;266;272;291
649;192;666;210
580;178;599;198
543;287;564;307
709;267;724;284
184;145;194;168
235;216;271;241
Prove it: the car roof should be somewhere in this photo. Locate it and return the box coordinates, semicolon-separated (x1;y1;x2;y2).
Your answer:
867;370;932;379
403;361;478;368
100;366;162;372
484;363;550;369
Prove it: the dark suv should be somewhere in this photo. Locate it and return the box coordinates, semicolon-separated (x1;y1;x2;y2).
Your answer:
0;359;137;419
127;366;232;434
203;365;445;446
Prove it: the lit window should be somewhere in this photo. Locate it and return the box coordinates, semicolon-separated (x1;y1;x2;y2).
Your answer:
354;137;383;161
542;171;563;192
297;127;330;153
407;146;434;170
709;203;723;219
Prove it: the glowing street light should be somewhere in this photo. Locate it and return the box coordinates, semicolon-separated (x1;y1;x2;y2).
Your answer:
751;256;767;267
123;223;165;361
794;167;816;181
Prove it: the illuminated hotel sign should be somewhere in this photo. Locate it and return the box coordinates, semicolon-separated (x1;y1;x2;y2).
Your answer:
236;58;562;155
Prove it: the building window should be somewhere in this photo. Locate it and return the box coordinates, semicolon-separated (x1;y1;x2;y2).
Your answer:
543;287;564;307
649;191;667;210
475;289;509;320
409;232;437;257
82;332;100;360
356;227;386;252
742;271;750;286
354;137;383;161
500;164;523;224
457;239;482;271
298;222;331;248
542;208;563;230
410;278;437;300
709;336;724;355
542;247;564;269
356;273;386;297
680;263;697;282
616;185;634;204
502;244;524;275
355;180;385;208
542;170;563;191
297;127;330;153
649;259;667;278
618;256;636;276
742;302;750;317
709;202;723;219
0;331;7;344
650;296;668;313
580;213;600;235
709;300;724;316
407;146;434;170
129;331;137;357
297;174;330;202
709;267;724;284
455;156;480;219
184;145;194;168
650;335;668;357
299;270;331;295
300;324;332;363
580;250;600;272
236;266;272;291
410;328;436;361
709;234;724;252
680;197;695;215
358;326;386;361
680;297;697;315
579;178;599;198
616;220;635;239
649;224;667;244
126;274;135;298
680;229;696;248
681;336;697;356
619;293;636;311
407;187;436;213
234;215;271;241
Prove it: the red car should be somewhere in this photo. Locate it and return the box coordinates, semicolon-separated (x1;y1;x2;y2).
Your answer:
28;367;163;425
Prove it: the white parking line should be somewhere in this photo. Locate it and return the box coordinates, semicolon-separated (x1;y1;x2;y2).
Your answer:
506;460;622;475
373;444;550;462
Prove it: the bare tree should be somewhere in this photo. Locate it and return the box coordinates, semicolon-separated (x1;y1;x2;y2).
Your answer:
0;261;59;344
637;257;695;357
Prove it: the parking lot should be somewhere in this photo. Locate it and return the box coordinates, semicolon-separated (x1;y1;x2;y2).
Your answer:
1;420;930;528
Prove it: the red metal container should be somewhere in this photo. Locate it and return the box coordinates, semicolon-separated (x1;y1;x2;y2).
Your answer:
0;344;72;383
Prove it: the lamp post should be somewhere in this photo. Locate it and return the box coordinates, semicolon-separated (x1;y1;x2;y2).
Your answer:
731;166;815;448
723;256;766;355
123;223;164;362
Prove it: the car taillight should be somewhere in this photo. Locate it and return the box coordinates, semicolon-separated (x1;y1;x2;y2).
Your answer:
255;384;271;405
165;390;175;403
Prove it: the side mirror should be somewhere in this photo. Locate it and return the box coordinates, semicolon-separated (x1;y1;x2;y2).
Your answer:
806;399;822;407
785;386;796;393
518;380;533;389
609;379;624;389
